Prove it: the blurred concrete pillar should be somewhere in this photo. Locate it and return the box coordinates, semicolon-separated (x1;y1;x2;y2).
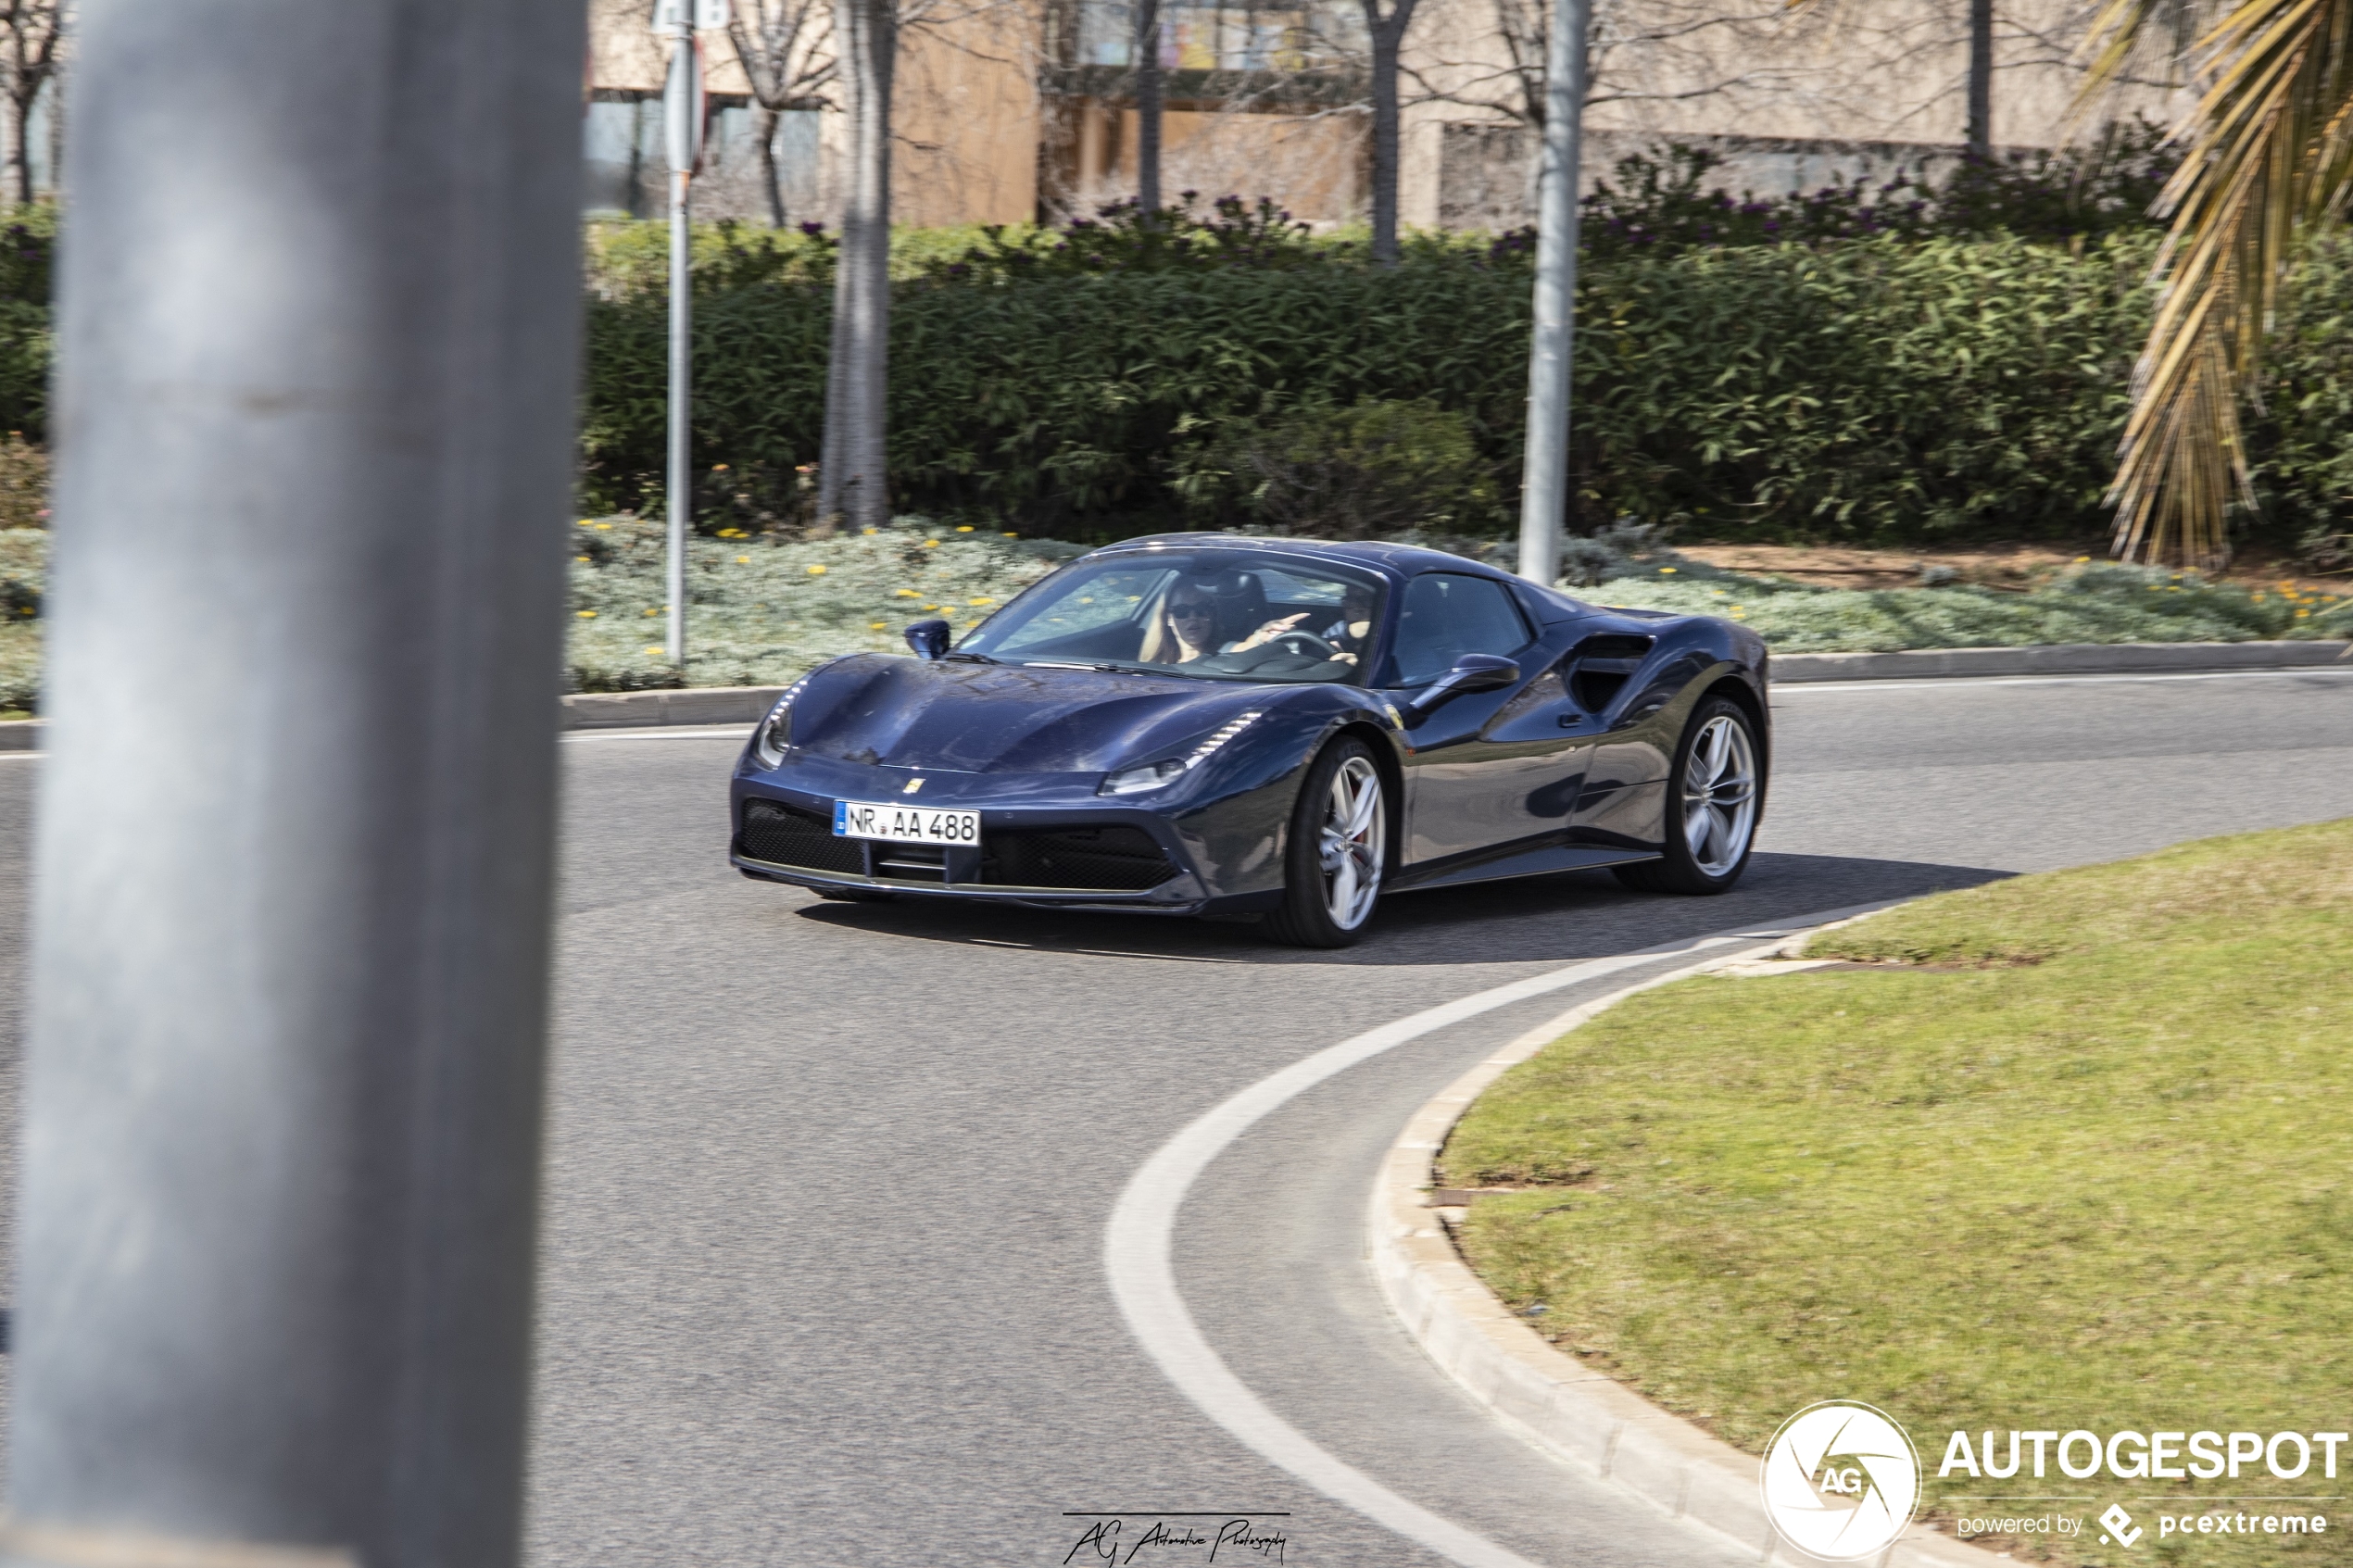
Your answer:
5;1;585;1565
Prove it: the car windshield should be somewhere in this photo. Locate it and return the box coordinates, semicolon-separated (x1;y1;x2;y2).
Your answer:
956;548;1386;684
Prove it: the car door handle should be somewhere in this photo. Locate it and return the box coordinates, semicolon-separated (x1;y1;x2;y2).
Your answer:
1557;712;1585;728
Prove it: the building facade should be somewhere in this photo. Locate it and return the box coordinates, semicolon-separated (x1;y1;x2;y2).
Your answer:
584;0;2176;232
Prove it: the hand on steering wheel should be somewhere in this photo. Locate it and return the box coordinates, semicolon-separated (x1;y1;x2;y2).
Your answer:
1228;612;1311;652
1270;629;1341;659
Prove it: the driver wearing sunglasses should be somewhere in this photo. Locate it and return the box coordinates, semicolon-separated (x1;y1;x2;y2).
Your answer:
1139;583;1309;665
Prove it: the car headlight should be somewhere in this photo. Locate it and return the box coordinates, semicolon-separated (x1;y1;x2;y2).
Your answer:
1097;710;1261;796
1101;759;1187;795
750;677;812;770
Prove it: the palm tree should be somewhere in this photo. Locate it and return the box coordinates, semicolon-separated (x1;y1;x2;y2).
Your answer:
2080;0;2353;565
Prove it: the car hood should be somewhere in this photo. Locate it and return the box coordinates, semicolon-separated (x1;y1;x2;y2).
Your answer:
786;655;1277;773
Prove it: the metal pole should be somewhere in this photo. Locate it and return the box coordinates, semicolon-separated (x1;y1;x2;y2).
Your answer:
665;21;697;666
1516;0;1588;585
5;0;582;1563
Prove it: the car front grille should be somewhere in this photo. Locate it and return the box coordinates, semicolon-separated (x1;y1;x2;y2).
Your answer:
739;803;1180;894
737;799;865;874
984;826;1178;891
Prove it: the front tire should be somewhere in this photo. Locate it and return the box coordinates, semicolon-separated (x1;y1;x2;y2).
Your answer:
1613;696;1761;895
1265;738;1387;947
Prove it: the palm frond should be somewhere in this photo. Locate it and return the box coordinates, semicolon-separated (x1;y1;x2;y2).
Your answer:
2079;0;2353;564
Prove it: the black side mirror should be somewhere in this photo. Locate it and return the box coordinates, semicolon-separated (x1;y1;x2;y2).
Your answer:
1400;652;1519;725
904;619;951;661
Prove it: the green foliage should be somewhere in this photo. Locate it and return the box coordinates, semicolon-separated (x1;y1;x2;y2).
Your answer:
0;526;43;710
1598;558;2353;649
919;194;1324;281
562;513;1077;693
1567;119;2175;264
1179;398;1500;535
582;232;2174;546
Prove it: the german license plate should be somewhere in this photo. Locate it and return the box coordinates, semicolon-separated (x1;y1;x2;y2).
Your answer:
832;799;981;846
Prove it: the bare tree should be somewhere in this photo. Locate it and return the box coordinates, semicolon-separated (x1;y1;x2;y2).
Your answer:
818;0;894;530
1363;0;1424;262
0;0;65;205
729;0;837;226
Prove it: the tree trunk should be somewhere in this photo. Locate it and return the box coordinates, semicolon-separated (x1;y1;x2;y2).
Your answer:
1363;0;1416;266
1135;0;1161;210
756;101;786;226
9;91;31;205
823;0;893;531
1966;0;1993;153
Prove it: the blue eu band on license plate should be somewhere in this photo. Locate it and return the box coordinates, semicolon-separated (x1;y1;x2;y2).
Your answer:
832;798;982;846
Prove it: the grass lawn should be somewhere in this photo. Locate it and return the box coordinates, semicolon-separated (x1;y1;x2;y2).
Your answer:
1443;819;2353;1564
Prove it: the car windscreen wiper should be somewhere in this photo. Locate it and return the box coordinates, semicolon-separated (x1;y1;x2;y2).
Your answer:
942;650;1000;664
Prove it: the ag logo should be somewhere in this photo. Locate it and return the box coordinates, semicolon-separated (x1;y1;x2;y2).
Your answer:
1760;1401;1921;1561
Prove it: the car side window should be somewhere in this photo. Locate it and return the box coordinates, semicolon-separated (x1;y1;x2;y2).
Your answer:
1390;573;1531;684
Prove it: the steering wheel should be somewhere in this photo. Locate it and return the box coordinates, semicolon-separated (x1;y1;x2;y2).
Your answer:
1270;630;1342;659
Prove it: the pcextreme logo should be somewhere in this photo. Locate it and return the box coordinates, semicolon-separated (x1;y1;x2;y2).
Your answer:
1760;1401;1922;1562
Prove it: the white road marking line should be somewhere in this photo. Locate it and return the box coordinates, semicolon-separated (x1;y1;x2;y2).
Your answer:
1102;898;1909;1568
1775;665;2353;695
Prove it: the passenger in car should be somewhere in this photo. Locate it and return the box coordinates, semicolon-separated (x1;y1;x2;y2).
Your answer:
1316;583;1378;666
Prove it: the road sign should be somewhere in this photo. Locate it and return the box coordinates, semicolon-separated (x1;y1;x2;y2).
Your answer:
650;0;731;30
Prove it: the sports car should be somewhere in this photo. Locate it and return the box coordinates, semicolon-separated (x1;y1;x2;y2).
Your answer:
730;534;1768;947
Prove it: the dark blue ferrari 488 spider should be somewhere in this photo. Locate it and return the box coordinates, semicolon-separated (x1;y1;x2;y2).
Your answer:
730;534;1768;947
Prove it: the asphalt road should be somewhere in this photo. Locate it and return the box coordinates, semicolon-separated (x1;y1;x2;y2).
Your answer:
1;667;2350;1565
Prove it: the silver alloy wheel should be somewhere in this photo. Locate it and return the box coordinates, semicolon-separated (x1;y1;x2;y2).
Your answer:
1317;755;1385;930
1683;714;1759;877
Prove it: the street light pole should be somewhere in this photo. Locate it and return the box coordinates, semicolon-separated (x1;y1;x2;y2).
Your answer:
665;14;698;667
1516;0;1590;586
3;0;582;1564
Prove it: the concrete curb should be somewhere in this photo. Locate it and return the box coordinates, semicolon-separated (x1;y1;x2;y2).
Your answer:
560;684;783;731
1770;637;2351;683
1;638;2343;751
1366;935;2000;1568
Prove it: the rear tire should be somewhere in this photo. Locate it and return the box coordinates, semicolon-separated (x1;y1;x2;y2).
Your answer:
1612;696;1761;896
1265;738;1388;948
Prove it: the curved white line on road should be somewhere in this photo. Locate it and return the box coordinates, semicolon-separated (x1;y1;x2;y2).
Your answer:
1104;901;1904;1568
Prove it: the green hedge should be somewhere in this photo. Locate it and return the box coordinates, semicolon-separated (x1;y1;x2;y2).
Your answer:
580;233;2209;546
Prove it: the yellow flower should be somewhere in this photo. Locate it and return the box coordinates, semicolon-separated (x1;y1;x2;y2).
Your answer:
2074;555;2091;563
711;463;729;472
869;621;886;630
923;539;939;547
862;527;878;535
736;555;750;564
575;555;591;563
2297;608;2311;618
596;522;613;531
1658;566;1677;574
895;588;920;597
955;525;975;533
644;607;660;616
577;610;597;618
577;519;595;527
807;564;827;575
969;596;995;606
646;646;663;654
1002;531;1019;537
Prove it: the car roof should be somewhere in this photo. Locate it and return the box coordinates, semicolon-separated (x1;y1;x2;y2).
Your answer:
1092;533;1587;619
